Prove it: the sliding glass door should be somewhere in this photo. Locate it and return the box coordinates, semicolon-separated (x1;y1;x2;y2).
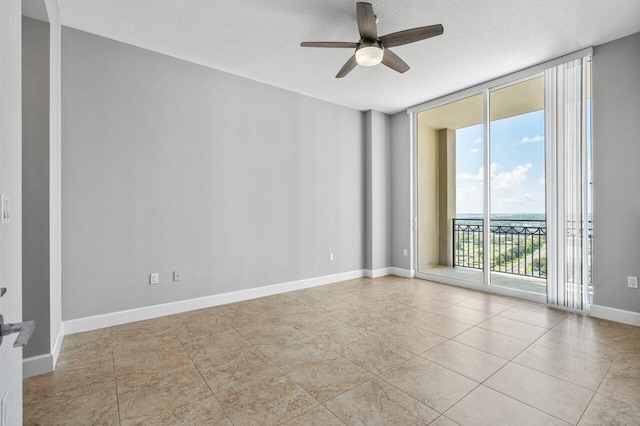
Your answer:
415;79;546;294
415;53;592;308
489;76;547;294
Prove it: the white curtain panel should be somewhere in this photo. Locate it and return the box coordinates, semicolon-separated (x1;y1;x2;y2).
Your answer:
545;58;591;311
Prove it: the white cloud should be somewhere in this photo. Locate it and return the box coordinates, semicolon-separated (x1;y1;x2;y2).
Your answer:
538;173;545;186
473;138;483;144
470;148;479;154
457;163;533;190
522;192;536;202
491;163;532;189
521;135;544;144
457;166;483;181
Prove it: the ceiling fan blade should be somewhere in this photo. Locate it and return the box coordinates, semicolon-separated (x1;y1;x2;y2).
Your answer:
336;55;358;78
356;2;378;40
300;42;359;48
380;24;444;48
382;49;410;73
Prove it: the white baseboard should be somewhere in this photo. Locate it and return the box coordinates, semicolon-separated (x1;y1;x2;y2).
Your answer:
364;267;414;278
590;304;640;327
52;322;64;368
64;269;367;335
364;268;393;278
23;353;53;378
389;267;415;278
23;322;66;378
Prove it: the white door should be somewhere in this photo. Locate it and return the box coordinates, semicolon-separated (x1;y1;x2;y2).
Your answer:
0;1;24;425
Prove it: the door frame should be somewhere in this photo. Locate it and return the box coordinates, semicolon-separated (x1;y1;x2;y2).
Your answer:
0;0;24;425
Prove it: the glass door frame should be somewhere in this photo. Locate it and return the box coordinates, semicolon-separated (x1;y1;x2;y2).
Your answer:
409;47;592;304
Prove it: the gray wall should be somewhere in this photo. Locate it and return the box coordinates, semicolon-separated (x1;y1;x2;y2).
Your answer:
62;27;366;320
22;16;50;358
390;112;412;271
592;31;640;313
365;110;391;271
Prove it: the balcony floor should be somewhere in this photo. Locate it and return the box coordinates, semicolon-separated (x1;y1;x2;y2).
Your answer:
421;266;547;295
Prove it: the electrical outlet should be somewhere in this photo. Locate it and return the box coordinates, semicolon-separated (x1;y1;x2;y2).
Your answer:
329;252;334;261
173;271;182;282
149;273;159;285
403;249;408;257
628;276;638;289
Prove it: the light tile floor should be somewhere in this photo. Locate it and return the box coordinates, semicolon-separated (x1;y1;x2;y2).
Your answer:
23;276;640;425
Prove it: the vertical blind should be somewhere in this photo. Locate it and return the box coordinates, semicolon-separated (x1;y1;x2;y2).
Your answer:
545;57;591;311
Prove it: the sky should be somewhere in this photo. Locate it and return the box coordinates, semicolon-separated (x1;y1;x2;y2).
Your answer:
456;110;546;215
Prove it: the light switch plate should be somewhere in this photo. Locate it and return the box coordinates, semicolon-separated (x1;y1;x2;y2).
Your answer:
149;273;159;285
628;276;638;289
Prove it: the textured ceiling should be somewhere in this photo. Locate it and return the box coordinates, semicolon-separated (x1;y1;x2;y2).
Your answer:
55;0;640;114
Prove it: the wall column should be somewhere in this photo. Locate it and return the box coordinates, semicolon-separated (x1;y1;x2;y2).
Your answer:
365;110;391;274
437;129;456;267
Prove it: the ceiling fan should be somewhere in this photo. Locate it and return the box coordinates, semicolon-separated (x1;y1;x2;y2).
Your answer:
301;2;443;78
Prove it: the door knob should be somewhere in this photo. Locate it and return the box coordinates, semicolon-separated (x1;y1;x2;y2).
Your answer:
0;314;35;348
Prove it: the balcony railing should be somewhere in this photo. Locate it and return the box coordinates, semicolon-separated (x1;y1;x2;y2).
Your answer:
453;219;547;279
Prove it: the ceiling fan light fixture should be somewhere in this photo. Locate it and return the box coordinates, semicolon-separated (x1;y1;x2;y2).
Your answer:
301;2;444;77
355;45;383;66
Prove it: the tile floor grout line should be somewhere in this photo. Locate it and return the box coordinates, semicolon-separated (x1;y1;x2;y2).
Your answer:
279;403;345;426
533;330;622;364
116;322;224;423
549;317;634;346
479;326;553;384
372;354;481;417
473;383;576;425
221;322;329;423
109;332;123;426
473;319;548;343
174;322;238;426
22;337;113;411
509;340;615;388
321;373;431;418
213;324;291;424
476;328;593;425
574;350;622;425
440;416;462;426
507;358;599;393
280;346;373;404
448;333;523;361
483;323;584;421
416;345;508;384
495;310;568;329
228;324;296;376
